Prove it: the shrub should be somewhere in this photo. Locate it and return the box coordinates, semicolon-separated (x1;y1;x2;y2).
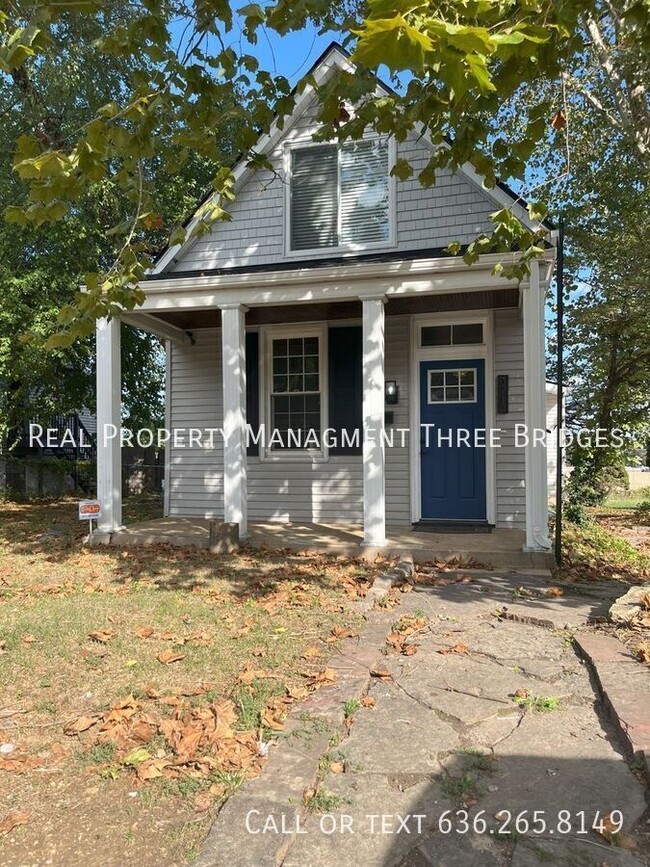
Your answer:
634;500;650;526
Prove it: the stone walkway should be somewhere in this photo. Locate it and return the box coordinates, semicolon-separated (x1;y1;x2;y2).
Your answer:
197;571;649;867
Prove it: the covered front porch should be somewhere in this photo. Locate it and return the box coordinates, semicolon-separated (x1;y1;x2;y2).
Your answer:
96;516;554;571
95;250;555;563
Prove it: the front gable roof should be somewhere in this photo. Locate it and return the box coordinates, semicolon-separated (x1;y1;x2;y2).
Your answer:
152;43;553;276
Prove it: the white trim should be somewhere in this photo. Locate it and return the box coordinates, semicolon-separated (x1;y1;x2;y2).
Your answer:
163;340;171;518
282;136;397;258
96;317;123;533
259;322;329;462
121;311;191;344
361;295;387;547
522;261;551;551
220;303;248;537
138;252;543;314
409;310;496;525
427;367;478;404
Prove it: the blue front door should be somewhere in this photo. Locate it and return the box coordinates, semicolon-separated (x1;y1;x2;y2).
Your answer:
420;359;486;521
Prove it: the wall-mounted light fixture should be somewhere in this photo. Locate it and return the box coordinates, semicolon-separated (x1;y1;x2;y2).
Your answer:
385;380;399;405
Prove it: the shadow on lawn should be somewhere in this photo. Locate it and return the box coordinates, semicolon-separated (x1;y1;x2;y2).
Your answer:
0;499;375;598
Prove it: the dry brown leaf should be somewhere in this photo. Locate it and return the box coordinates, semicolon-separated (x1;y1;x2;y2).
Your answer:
0;812;30;835
63;715;99;735
402;644;418;656
360;695;376;708
438;642;469;655
194;791;213;812
331;626;356;639
261;706;286;732
0;755;41;773
156;651;186;665
88;629;115;644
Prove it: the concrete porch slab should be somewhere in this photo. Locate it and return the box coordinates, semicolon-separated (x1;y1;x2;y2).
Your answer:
91;517;555;571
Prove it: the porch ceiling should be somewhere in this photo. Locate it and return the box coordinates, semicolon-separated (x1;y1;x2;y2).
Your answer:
150;287;519;330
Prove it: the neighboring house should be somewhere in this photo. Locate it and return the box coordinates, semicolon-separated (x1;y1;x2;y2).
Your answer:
95;44;557;555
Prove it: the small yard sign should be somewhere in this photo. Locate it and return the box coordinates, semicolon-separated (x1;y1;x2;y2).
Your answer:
79;500;101;521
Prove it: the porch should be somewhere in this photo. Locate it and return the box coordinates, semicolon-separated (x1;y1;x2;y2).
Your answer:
94;250;556;564
95;517;554;571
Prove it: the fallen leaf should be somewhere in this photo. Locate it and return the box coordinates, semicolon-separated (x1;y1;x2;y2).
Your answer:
156;651;185;665
194;791;213;812
88;629;115;644
438;642;468;655
360;696;376;708
0;812;30;835
63;715;99;735
122;747;151;766
330;626;356;639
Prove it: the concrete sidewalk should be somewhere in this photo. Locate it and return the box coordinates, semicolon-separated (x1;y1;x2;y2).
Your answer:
197;571;649;867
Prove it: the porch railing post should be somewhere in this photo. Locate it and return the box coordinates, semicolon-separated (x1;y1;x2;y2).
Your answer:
96;316;122;533
220;303;248;539
361;294;387;547
522;261;551;551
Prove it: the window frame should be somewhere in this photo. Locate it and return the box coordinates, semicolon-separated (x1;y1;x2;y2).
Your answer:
283;136;397;258
427;367;478;405
260;323;329;462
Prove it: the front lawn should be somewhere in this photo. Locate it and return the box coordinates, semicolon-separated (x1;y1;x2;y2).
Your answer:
0;499;373;865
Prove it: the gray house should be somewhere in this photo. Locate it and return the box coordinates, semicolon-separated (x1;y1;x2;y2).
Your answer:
96;44;556;562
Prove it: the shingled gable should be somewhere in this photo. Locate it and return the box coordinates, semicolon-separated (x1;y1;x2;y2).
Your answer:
151;42;552;276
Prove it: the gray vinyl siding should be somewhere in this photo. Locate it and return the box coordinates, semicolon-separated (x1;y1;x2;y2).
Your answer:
494;309;526;529
168;317;412;526
168;328;224;519
170;98;495;274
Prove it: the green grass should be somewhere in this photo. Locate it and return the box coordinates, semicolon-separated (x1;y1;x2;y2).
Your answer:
512;692;560;713
342;698;360;718
303;785;350;813
441;750;496;806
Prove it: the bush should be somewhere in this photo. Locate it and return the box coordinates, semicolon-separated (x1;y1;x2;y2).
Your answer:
564;498;590;527
634;500;650;526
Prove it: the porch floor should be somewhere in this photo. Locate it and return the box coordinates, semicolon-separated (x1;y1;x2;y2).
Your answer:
97;518;555;572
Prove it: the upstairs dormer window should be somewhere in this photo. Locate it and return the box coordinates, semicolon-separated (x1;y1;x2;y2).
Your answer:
289;139;391;253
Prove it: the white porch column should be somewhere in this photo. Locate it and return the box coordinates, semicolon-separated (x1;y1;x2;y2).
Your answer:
361;295;387;547
522;261;551;551
220;304;248;539
96;317;122;533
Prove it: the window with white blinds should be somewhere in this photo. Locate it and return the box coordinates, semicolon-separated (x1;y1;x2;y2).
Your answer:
289;139;390;252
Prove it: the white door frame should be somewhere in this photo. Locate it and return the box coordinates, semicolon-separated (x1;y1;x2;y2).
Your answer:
409;311;496;525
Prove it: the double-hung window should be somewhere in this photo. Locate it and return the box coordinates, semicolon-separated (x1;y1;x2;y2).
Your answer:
269;333;322;451
289;139;391;252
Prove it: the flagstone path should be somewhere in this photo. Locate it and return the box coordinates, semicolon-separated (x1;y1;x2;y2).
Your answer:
198;570;650;867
